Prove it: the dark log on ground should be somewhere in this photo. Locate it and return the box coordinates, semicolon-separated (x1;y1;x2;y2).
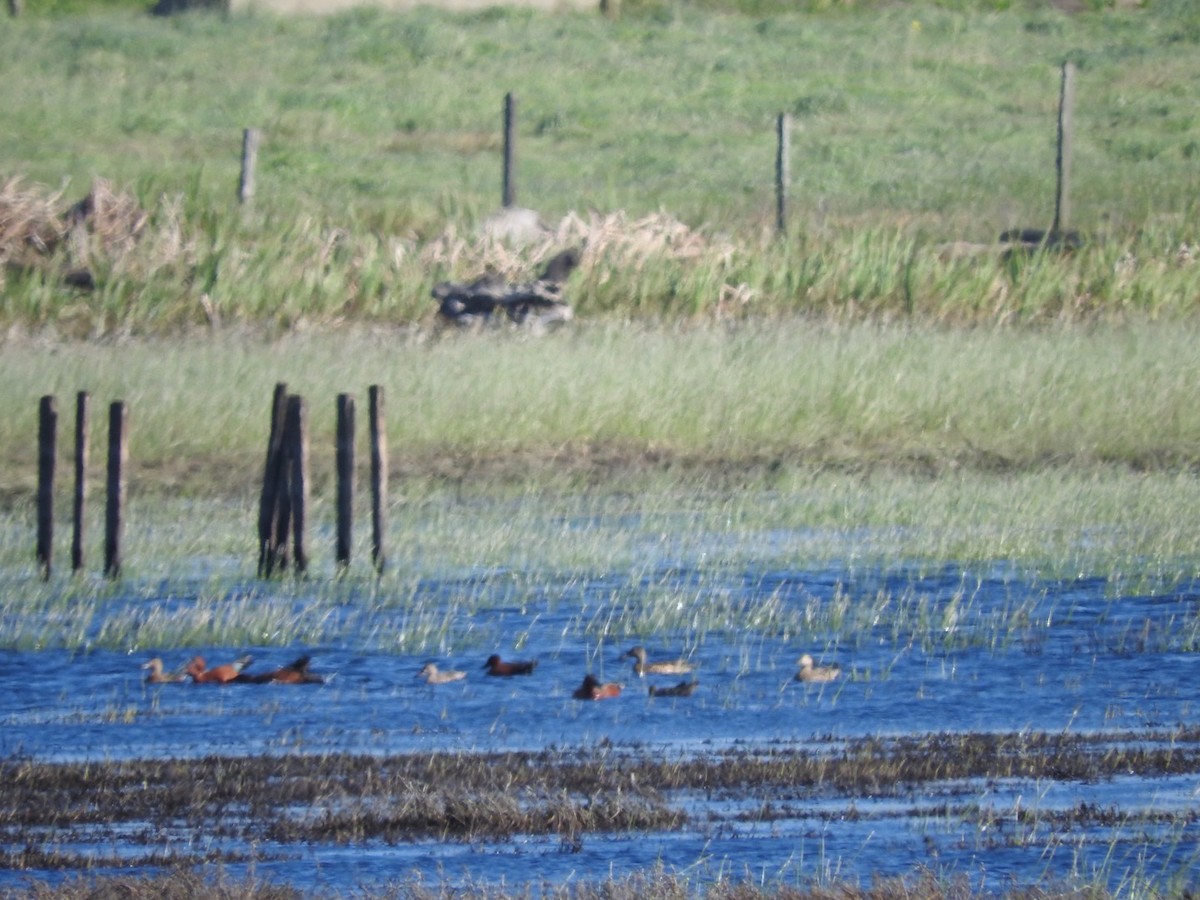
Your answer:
433;248;581;329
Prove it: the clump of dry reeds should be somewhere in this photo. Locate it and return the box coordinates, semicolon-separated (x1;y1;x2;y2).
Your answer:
417;209;729;276
0;176;65;267
0;176;189;294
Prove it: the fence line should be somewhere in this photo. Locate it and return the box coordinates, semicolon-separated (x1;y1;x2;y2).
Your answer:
237;68;1075;240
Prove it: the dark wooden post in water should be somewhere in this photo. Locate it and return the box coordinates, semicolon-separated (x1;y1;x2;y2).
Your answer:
104;401;129;579
775;113;791;236
72;391;89;573
257;383;289;576
502;92;517;208
335;393;355;569
368;385;387;574
1052;62;1075;238
239;128;261;206
284;396;309;575
36;396;57;580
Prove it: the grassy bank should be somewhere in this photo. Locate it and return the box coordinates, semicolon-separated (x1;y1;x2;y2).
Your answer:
0;2;1197;330
2;322;1199;498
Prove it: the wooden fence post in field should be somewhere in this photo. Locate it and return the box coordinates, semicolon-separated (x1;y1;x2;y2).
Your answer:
239;128;261;206
8;0;22;17
285;395;309;575
72;391;89;574
36;395;57;580
502;92;517;208
368;385;387;574
258;383;289;577
104;401;129;580
776;113;791;236
1052;62;1075;238
335;393;355;569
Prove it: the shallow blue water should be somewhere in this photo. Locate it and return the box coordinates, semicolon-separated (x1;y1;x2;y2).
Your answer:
1;560;1199;895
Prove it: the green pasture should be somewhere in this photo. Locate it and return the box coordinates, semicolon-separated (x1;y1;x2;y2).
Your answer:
0;0;1197;329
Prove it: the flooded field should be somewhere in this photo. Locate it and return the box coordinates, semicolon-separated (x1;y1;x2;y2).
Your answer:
1;486;1199;896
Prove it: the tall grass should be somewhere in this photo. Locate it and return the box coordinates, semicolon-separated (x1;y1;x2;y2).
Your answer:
1;323;1198;495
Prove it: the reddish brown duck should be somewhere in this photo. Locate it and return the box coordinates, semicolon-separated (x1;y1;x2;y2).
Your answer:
185;655;253;685
573;674;622;700
483;654;538;676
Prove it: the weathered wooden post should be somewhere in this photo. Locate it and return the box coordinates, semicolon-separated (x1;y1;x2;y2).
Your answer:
36;396;57;580
72;391;89;573
368;385;387;574
284;395;309;575
1052;62;1075;238
8;0;22;17
257;383;289;577
335;393;355;569
502;92;517;208
775;112;791;236
104;401;129;579
239;128;261;206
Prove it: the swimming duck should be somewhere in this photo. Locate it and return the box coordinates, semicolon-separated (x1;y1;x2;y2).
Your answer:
573;674;621;700
483;654;538;676
418;662;467;685
237;654;325;685
141;658;187;684
625;646;694;677
186;655;253;685
648;680;698;698
795;654;840;683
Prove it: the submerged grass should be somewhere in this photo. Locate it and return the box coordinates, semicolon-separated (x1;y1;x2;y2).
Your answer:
2;734;1199;894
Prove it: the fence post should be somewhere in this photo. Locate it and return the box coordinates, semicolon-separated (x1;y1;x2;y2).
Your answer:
72;391;89;573
502;92;517;208
335;393;355;569
104;401;129;579
258;383;289;576
285;395;309;575
8;0;22;17
368;385;387;574
239;128;261;206
37;396;57;580
1052;62;1075;237
776;112;791;236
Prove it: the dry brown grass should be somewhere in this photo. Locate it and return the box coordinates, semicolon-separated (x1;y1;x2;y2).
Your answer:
0;176;189;293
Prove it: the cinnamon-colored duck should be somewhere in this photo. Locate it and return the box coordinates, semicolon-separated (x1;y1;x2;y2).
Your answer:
418;662;467;684
185;655;253;684
483;654;538;676
573;674;621;700
625;646;694;677
141;658;187;684
795;654;840;683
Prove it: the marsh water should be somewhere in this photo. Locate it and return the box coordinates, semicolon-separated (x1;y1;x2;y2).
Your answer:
1;501;1199;896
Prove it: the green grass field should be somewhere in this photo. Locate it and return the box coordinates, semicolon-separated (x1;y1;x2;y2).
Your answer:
0;0;1198;330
